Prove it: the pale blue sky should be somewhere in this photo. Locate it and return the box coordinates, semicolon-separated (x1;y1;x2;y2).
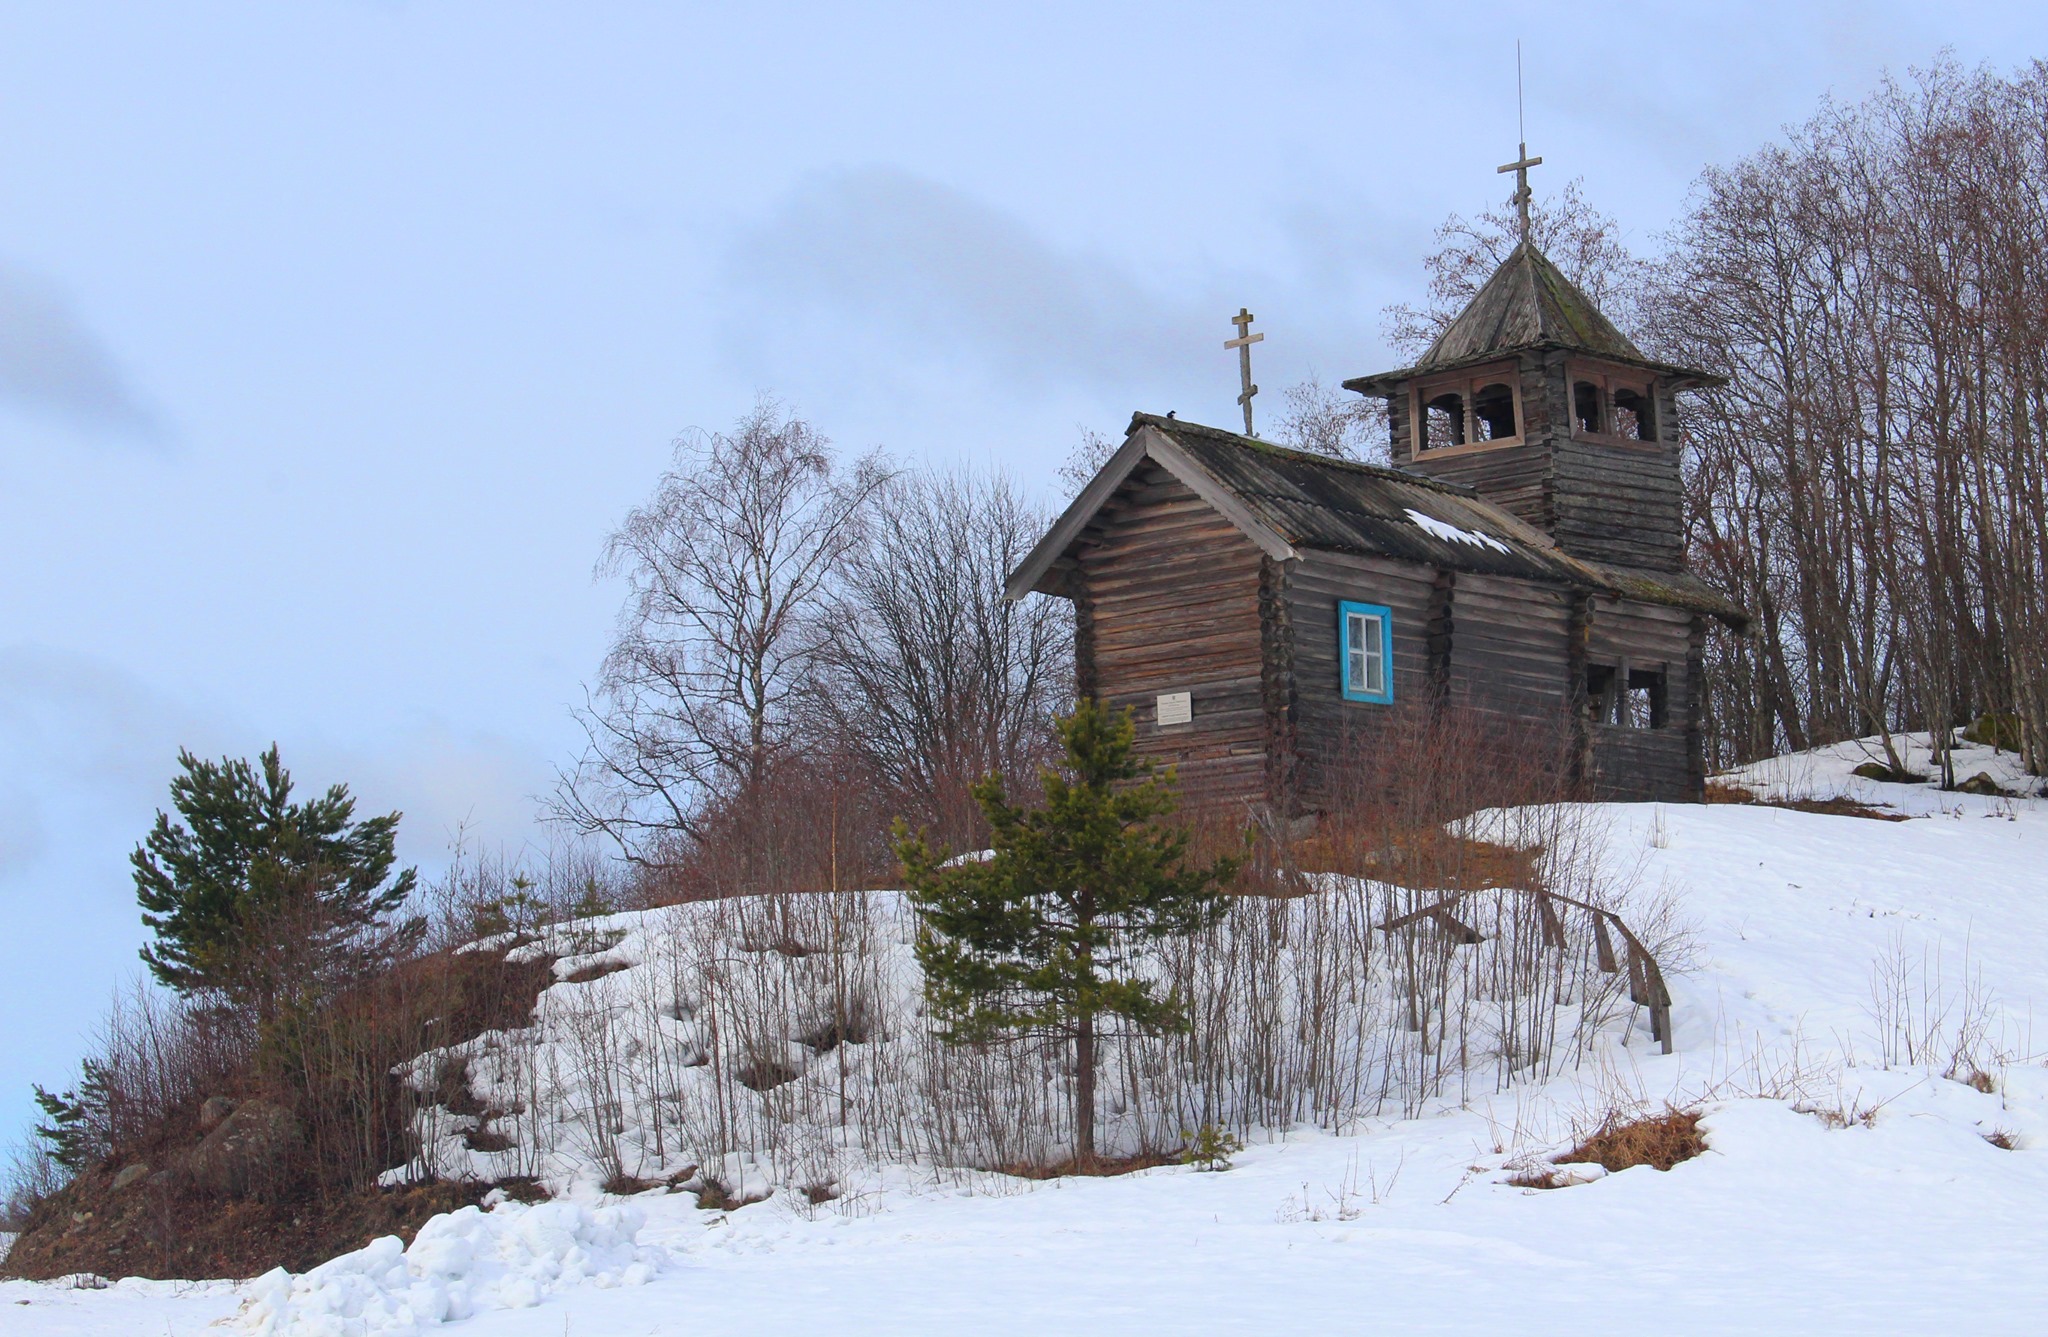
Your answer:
2;1;2037;1142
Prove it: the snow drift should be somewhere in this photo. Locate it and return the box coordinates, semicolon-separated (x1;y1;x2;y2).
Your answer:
238;1197;663;1337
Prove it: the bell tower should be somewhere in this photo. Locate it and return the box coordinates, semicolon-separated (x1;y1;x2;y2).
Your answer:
1344;237;1723;575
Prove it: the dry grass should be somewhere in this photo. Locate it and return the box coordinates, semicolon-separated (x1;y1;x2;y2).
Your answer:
1561;1108;1707;1172
692;1177;771;1212
1511;1107;1706;1188
1706;782;1911;823
600;1172;661;1196
998;1149;1183;1180
1288;826;1543;892
560;960;633;985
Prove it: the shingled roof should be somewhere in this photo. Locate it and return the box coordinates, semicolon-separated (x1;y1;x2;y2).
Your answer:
1007;413;1745;627
1343;242;1724;393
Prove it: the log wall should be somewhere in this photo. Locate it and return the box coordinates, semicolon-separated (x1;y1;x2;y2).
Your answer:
1446;571;1573;723
1583;595;1699;801
1550;438;1686;570
1282;550;1445;811
1075;462;1270;810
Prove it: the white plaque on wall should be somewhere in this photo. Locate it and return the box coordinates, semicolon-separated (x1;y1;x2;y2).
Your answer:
1156;691;1192;726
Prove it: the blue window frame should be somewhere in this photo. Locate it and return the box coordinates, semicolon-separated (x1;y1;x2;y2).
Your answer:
1338;601;1394;704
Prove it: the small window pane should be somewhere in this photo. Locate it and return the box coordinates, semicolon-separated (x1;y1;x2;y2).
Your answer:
1340;602;1393;704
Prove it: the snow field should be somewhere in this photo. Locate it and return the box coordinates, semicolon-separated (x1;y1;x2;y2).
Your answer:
5;733;2047;1335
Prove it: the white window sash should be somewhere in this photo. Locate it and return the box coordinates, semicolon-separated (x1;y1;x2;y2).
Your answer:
1346;611;1386;697
1362;616;1385;695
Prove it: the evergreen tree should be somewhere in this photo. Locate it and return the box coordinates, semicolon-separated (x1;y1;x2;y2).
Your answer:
132;745;421;1018
896;696;1238;1168
31;1061;113;1172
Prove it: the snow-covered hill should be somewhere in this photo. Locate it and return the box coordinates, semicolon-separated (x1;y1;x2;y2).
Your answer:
8;735;2047;1336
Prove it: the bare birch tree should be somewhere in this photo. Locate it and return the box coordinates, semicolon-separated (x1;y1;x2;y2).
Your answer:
556;400;890;863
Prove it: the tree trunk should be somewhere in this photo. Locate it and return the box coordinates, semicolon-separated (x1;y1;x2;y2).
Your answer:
1073;1010;1096;1170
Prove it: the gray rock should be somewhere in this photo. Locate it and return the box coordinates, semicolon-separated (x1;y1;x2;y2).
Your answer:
182;1098;302;1198
1852;760;1926;784
1956;771;2008;797
197;1095;239;1131
110;1164;150;1192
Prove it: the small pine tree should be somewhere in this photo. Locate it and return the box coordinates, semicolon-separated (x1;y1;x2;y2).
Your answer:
31;1061;114;1173
132;745;421;1019
896;696;1238;1168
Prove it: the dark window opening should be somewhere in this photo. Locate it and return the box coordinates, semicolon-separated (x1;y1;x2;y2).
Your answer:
1573;381;1604;435
1622;669;1668;728
1472;382;1518;441
1423;392;1466;449
1585;664;1617;722
1612;387;1655;441
1586;665;1668;728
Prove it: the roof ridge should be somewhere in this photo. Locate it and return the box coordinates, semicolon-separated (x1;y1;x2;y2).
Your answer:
1128;412;1478;498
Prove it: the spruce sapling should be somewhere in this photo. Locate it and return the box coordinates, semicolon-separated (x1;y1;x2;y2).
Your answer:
896;696;1238;1169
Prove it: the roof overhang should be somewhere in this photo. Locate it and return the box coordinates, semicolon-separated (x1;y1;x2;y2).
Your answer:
1344;344;1728;396
1003;423;1297;601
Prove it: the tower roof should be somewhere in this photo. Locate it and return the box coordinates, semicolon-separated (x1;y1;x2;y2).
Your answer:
1344;241;1724;393
1421;240;1640;369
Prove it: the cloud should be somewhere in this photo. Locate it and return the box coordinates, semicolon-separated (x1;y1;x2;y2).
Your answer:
0;795;46;884
0;647;213;801
0;263;160;440
723;167;1215;395
0;646;546;874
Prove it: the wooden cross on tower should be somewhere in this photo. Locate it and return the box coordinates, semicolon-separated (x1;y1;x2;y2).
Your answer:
1224;307;1263;436
1498;141;1543;242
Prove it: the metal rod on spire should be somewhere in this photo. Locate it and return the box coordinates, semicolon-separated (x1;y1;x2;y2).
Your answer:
1224;307;1263;436
1498;42;1542;243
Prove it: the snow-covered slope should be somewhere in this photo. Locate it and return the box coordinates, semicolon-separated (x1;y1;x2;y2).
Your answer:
8;736;2047;1336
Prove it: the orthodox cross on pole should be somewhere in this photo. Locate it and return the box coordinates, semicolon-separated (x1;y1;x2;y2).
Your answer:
1498;143;1542;242
1497;41;1542;241
1224;306;1263;436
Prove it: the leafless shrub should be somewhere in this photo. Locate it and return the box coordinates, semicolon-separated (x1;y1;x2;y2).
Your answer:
1864;930;2014;1080
807;465;1070;851
475;695;1674;1186
1;1135;65;1231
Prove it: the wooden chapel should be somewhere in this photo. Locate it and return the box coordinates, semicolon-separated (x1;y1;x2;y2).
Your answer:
1006;201;1746;813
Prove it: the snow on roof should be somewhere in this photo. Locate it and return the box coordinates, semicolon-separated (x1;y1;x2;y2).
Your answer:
1404;507;1509;554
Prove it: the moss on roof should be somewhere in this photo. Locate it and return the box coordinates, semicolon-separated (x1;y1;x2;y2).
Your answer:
1126;413;1747;629
1341;241;1725;393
